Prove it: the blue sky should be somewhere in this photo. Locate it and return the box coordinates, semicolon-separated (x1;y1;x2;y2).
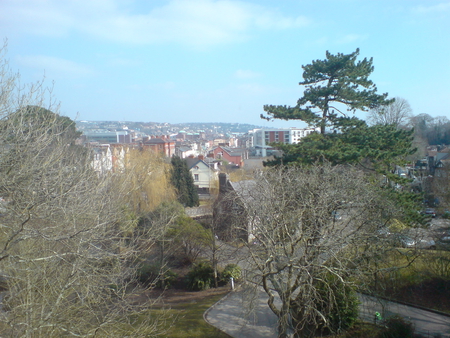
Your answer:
1;0;449;128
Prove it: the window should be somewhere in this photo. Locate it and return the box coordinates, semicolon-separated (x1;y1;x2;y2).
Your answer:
194;174;199;181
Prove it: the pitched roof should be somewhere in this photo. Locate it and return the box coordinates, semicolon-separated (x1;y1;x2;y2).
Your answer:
185;157;201;169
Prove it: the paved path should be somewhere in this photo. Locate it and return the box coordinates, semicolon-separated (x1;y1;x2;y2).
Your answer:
359;294;450;337
205;287;278;338
205;287;450;338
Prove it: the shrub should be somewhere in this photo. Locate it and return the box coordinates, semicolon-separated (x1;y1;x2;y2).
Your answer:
221;264;242;282
137;262;158;285
314;274;360;335
185;262;214;291
137;263;178;288
379;315;415;338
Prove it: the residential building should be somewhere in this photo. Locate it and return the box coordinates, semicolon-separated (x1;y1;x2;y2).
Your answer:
83;130;132;144
209;146;248;167
185;156;218;195
142;135;175;157
250;127;317;157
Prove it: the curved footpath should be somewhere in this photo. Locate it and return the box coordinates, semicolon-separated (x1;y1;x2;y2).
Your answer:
205;287;450;338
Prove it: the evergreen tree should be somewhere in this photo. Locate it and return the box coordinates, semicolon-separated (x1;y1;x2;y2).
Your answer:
266;118;414;169
262;48;392;134
170;156;199;207
265;118;425;225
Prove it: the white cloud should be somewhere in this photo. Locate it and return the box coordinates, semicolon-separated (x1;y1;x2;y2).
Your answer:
0;0;310;47
16;55;94;78
234;69;261;79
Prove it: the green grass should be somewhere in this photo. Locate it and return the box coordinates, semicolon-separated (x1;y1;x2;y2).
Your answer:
153;291;232;338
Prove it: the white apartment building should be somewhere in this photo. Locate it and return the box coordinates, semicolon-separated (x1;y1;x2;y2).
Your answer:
250;127;317;157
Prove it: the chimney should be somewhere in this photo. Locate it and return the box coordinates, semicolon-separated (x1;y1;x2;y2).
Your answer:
198;155;204;160
219;173;229;194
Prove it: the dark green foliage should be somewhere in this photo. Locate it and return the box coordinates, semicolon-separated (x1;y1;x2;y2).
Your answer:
170;156;199;207
4;105;81;143
167;215;212;264
265;119;414;169
291;273;359;336
185;262;214;291
317;278;359;335
379;315;415;338
136;262;159;285
262;49;392;134
265;119;426;226
137;263;178;288
221;264;242;282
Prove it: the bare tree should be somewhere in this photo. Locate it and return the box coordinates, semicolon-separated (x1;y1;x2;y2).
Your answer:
0;43;168;337
230;164;389;337
367;97;412;127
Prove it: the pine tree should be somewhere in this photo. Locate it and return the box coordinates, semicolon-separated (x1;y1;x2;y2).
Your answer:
262;48;392;134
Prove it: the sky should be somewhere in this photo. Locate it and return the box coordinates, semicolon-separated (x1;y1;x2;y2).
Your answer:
0;0;449;128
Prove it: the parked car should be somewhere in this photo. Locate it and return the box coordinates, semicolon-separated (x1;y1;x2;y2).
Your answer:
423;208;436;218
396;235;416;248
393;234;436;249
376;227;391;238
440;236;450;243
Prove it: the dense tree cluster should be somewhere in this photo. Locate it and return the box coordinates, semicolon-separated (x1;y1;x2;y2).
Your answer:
170;156;199;207
409;113;450;146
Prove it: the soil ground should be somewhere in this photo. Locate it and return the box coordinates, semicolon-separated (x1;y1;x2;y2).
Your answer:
148;285;230;306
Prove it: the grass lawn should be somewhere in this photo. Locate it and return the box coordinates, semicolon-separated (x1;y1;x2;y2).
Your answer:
153;288;232;338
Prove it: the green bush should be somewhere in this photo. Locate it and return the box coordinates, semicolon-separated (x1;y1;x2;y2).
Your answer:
221;264;242;282
137;262;157;285
137;263;178;288
185;262;214;291
314;274;359;335
379;315;415;338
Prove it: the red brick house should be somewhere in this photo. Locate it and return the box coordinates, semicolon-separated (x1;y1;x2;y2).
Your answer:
210;146;248;167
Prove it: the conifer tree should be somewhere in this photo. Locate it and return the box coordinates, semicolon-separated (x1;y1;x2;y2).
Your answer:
262;48;392;134
170;156;199;207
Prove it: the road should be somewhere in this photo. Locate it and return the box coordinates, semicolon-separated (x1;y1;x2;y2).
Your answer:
206;219;450;337
205;287;450;338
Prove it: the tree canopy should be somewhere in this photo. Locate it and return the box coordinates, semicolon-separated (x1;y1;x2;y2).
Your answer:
262;48;392;134
265;118;424;225
266;118;415;169
0;44;169;337
3;105;81;143
236;164;387;337
367;97;412;128
170;156;199;207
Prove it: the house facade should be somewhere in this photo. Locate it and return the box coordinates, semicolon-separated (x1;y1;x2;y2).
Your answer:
210;146;248;167
142;136;175;157
185;157;218;195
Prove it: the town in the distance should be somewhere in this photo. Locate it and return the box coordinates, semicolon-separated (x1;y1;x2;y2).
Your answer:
77;120;317;193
